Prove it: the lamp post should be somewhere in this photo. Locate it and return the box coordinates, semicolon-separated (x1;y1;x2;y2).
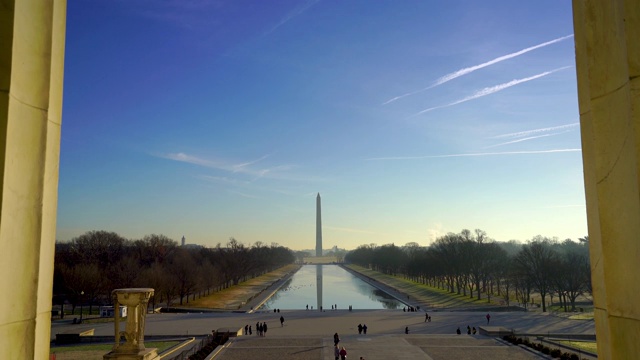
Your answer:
79;291;84;323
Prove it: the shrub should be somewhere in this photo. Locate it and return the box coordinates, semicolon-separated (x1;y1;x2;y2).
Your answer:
559;352;573;360
542;346;551;354
550;348;561;357
503;335;517;344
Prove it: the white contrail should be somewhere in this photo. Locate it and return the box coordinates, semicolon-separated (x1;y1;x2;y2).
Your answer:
263;0;321;36
485;131;571;149
232;154;270;172
383;34;574;105
492;122;579;139
367;148;581;161
409;66;572;117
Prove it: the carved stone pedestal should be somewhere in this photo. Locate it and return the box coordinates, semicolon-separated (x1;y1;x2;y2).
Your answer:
104;288;158;360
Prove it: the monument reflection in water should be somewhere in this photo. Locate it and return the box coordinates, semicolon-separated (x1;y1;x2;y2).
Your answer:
260;265;404;310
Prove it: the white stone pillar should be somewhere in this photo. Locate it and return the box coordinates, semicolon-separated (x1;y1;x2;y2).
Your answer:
0;1;66;359
573;0;640;358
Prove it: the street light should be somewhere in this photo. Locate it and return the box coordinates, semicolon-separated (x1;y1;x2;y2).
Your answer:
79;291;84;323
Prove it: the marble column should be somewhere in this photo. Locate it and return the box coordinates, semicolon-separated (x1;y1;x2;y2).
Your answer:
572;0;640;358
0;1;66;359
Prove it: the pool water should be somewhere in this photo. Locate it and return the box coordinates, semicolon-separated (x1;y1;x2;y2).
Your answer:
259;265;404;310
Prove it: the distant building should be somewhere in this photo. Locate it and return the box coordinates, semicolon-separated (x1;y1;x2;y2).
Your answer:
181;235;185;246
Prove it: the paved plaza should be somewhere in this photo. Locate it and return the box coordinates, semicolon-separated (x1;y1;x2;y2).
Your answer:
52;309;596;359
219;335;546;360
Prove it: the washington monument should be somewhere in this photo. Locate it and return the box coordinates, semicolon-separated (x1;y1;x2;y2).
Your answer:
316;193;322;256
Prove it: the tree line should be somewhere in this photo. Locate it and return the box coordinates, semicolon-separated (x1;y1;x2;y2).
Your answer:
345;230;591;312
54;231;295;315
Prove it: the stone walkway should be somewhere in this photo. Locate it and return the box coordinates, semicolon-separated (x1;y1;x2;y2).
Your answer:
52;309;597;359
218;334;547;360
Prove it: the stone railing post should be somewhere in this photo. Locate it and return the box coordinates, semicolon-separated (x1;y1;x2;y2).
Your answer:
104;288;158;360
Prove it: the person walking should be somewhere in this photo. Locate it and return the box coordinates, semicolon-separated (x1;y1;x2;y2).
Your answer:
339;346;347;360
405;326;409;334
357;324;363;334
467;325;471;334
280;315;284;327
334;332;340;346
486;313;491;324
334;345;340;360
425;313;428;322
363;324;367;334
456;327;461;335
263;322;268;336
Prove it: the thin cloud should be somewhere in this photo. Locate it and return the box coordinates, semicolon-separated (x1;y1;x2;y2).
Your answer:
133;0;223;29
409;66;572;117
160;152;326;183
232;154;271;172
227;190;260;199
263;0;321;36
165;152;223;168
492;122;579;139
162;152;284;180
485;131;571;149
383;34;574;105
367;148;581;161
198;175;250;185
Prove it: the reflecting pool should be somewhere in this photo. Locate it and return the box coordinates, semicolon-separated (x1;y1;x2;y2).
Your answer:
259;265;405;310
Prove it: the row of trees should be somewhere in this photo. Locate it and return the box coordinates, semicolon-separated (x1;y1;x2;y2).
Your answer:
345;230;591;312
54;231;296;314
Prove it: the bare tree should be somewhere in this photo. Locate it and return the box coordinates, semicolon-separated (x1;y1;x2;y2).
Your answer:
514;237;559;312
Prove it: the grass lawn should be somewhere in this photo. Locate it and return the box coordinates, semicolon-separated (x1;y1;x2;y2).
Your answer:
182;264;299;310
50;341;179;360
568;312;595;320
346;264;503;310
556;340;597;353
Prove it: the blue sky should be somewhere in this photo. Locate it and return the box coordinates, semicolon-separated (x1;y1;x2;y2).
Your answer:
58;0;585;250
